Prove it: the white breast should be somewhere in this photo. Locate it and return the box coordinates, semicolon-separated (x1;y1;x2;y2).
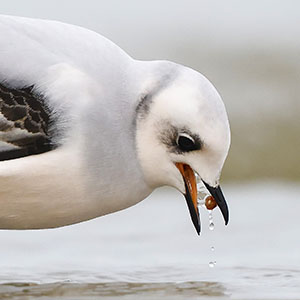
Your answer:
0;146;96;229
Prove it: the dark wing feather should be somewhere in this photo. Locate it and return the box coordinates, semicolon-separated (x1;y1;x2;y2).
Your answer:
0;83;54;161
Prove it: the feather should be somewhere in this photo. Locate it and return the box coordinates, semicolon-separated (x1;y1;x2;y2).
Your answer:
0;82;53;160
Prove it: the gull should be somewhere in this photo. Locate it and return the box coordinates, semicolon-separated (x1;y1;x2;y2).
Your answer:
0;15;230;234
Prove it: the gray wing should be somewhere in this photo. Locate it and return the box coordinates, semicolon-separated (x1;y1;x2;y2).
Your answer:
0;83;54;161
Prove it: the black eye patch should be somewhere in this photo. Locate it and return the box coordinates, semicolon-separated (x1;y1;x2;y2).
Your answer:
158;122;202;154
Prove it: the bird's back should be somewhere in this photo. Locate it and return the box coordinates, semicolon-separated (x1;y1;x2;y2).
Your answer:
0;15;150;229
0;15;131;88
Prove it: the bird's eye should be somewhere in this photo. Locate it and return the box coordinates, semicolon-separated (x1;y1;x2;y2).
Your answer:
177;134;196;152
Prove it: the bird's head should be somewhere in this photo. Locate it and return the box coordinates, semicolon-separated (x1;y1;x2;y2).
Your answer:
135;64;231;234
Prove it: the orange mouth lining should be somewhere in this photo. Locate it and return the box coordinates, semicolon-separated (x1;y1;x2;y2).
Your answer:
175;163;198;215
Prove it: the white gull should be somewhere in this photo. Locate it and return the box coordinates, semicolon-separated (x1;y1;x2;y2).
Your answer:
0;15;230;234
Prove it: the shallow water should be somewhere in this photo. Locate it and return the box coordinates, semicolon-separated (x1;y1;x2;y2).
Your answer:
0;182;299;299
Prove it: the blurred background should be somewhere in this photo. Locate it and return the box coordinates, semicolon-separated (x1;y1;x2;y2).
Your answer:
0;1;299;299
2;0;299;182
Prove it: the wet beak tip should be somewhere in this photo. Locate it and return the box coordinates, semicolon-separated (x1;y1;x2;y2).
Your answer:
202;181;229;226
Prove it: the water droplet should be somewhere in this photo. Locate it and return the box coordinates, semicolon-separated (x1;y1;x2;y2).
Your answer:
209;261;215;268
199;201;205;208
209;222;215;230
211;246;215;251
197;181;208;194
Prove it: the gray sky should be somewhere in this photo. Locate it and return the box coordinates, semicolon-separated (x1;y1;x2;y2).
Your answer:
1;0;300;58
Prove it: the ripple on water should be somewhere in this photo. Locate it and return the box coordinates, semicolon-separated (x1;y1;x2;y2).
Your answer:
0;281;227;299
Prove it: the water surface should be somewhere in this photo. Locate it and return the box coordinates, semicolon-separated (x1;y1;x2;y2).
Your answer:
0;182;299;299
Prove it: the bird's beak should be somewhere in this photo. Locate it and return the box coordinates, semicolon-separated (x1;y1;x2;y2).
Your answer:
175;163;230;235
202;181;229;225
175;163;200;235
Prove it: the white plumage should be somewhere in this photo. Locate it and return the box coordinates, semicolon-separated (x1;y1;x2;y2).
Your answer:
0;15;230;233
